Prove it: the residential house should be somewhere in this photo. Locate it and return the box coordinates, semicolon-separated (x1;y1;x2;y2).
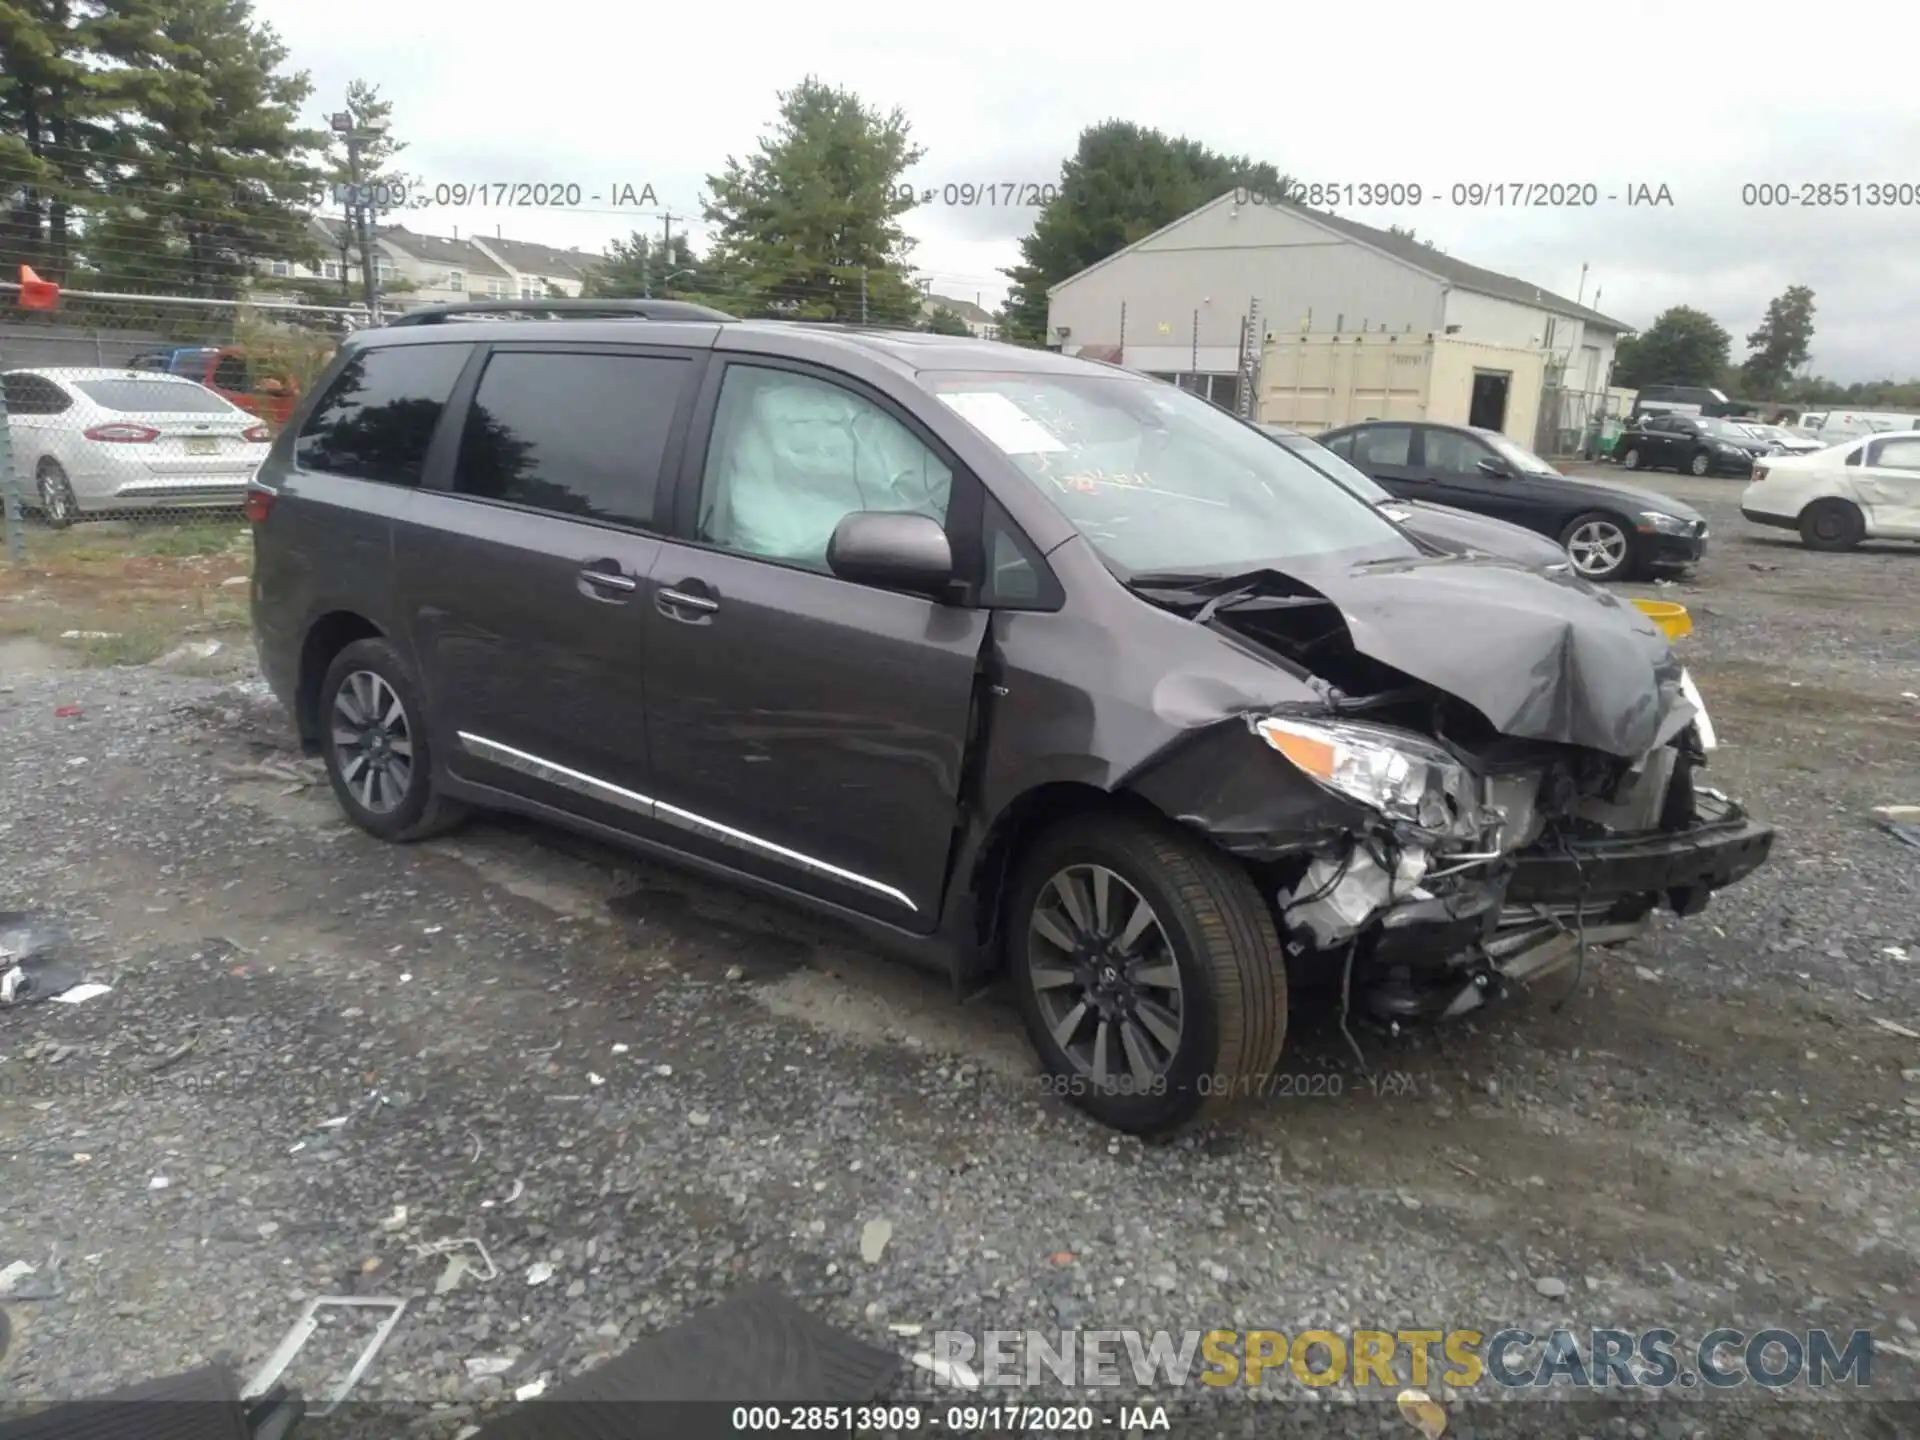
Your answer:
1044;192;1629;423
253;221;589;313
469;235;596;300
921;293;1000;340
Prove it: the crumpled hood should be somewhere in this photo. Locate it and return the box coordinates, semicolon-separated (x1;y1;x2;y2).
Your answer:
1288;554;1691;758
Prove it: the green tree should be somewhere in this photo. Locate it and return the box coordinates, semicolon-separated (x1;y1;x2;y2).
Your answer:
1611;306;1732;389
999;121;1290;347
923;303;970;335
79;0;325;296
582;229;703;298
1387;223;1443;254
699;76;924;325
0;0;145;280
1738;285;1816;396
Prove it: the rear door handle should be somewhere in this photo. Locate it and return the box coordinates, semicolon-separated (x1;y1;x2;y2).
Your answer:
578;566;638;598
657;587;719;615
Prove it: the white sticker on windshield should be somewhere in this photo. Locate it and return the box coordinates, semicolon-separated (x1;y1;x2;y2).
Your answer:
938;392;1068;454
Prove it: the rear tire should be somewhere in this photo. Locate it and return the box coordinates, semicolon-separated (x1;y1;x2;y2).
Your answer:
1007;811;1288;1135
1559;511;1638;582
1798;497;1865;552
319;638;467;842
36;461;77;529
1620;447;1643;471
1688;450;1713;477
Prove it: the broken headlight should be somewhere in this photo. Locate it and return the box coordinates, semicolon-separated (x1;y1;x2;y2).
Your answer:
1679;667;1718;750
1256;716;1484;842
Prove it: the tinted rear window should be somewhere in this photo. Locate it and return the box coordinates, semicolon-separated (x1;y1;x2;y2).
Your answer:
295;343;473;485
72;378;234;413
451;350;691;528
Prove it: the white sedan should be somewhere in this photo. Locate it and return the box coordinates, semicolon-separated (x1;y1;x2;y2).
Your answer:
1740;430;1920;550
2;366;272;527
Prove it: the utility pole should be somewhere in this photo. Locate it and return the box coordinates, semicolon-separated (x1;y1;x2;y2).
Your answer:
860;267;869;325
332;107;388;320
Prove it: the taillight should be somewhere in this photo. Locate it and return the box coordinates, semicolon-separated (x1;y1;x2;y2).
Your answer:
244;487;276;524
84;423;160;443
243;424;271;443
1753;464;1768;483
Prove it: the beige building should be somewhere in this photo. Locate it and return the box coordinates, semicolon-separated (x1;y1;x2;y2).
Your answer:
1046;191;1628;444
1257;332;1548;446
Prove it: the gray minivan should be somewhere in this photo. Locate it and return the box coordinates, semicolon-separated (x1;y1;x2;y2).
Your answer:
249;300;1773;1133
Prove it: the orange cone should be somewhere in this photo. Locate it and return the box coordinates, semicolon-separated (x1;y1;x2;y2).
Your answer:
18;265;59;310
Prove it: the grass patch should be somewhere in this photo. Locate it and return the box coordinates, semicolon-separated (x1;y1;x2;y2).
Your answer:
0;516;252;666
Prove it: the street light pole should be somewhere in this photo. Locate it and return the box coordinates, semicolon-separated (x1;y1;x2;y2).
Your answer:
332;109;386;320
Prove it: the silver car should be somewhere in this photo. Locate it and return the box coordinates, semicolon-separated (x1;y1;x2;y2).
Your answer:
2;366;271;527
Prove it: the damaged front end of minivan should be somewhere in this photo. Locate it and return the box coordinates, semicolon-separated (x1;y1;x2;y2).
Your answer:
1120;558;1774;1025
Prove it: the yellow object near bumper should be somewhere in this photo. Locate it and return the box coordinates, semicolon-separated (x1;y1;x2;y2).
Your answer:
1632;599;1692;641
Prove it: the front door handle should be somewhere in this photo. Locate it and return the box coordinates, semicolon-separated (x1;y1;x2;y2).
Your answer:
581;570;637;592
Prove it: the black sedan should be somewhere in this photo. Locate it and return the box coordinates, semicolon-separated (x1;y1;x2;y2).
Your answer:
1255;424;1573;572
1616;413;1767;477
1315;421;1708;582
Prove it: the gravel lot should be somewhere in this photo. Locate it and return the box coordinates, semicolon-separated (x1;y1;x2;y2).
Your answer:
1;472;1917;1438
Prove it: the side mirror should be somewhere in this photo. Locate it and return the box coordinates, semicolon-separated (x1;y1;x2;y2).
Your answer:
826;511;954;597
1476;457;1511;479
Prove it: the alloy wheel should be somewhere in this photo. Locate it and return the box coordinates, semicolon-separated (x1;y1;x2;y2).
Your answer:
1567;519;1629;578
1027;864;1185;1088
38;467;74;527
331;670;414;815
1622;449;1641;470
1690;452;1712;476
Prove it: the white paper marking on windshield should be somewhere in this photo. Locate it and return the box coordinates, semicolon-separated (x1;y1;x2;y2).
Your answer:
938;392;1068;454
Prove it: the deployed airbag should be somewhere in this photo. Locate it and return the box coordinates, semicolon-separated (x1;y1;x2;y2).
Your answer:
701;370;952;567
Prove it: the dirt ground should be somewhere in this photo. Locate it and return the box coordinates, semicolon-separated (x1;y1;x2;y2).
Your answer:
0;474;1916;1438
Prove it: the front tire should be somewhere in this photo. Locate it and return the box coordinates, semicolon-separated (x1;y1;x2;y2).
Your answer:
1560;511;1637;582
36;461;77;529
1007;811;1288;1135
1688;450;1713;477
319;638;466;841
1798;497;1865;552
1620;447;1643;471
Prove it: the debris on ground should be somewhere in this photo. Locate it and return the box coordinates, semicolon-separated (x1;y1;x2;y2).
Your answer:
0;912;96;1007
153;639;224;667
0;1260;36;1295
1879;820;1920;849
859;1218;893;1263
1871;1017;1920;1040
525;1261;555;1286
1397;1388;1448;1439
49;982;110;1005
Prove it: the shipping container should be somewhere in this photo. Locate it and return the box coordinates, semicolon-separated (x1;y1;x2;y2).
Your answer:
1255;332;1545;446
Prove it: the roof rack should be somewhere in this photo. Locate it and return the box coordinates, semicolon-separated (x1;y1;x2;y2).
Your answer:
385;298;737;327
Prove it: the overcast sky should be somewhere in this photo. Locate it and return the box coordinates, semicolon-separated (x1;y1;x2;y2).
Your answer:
256;1;1920;381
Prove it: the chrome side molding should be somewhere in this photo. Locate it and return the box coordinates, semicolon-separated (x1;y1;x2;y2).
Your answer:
454;731;917;913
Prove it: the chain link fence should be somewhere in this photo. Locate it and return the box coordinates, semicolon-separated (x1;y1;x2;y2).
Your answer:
0;289;367;666
1;287;363;537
